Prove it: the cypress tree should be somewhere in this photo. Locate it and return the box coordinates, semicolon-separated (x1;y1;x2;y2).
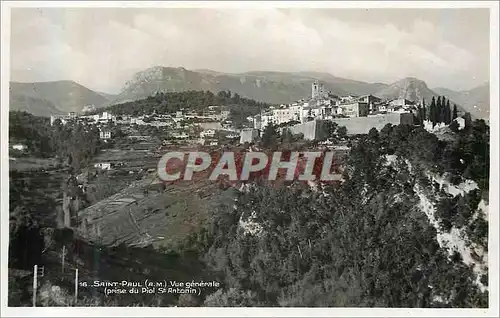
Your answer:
430;96;436;126
446;100;452;124
422;98;426;121
436;96;442;123
452;104;458;120
441;96;447;123
464;112;472;131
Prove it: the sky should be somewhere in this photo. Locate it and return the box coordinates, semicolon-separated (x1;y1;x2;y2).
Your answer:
9;7;491;94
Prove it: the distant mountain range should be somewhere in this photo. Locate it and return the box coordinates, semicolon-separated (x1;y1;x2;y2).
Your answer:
433;83;489;119
113;66;388;105
9;81;112;116
9;67;490;119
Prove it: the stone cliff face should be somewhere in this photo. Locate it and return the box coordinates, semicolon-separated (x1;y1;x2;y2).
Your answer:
375;77;435;102
374;77;470;115
116;66;210;103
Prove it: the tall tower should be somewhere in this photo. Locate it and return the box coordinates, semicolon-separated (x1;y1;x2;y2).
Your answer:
312;81;319;99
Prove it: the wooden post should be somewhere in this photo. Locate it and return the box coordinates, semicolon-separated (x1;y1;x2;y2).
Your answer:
32;265;38;307
62;245;66;273
74;269;79;306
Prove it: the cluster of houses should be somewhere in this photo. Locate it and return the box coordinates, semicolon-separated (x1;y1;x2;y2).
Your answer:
253;80;416;130
44;82;419;156
50;111;117;142
50;111;116;126
49;105;238;146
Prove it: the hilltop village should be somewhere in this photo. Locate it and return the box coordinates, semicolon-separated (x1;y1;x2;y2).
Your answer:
46;81;426;150
256;80;415;127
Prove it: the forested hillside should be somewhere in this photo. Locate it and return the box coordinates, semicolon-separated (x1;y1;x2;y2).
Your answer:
107;90;268;114
106;90;269;128
194;120;489;307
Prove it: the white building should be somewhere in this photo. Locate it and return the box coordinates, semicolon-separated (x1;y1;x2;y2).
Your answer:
99;129;112;140
200;129;216;138
240;128;259;144
50;112;77;126
130;118;145;125
50;116;66;126
257;104;304;129
377;104;388;112
226;133;240;139
256;100;340;130
171;132;189;139
93;112;116;124
11;144;27;151
273;107;302;125
94;162;112;170
302;106;330;122
338;102;369;117
389;99;414;108
340;95;357;104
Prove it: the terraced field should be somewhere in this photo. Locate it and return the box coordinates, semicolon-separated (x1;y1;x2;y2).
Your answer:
78;140;230;250
77;173;226;250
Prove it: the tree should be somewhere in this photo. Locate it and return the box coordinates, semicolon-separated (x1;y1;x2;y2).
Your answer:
445;100;452;124
450;120;460;132
281;128;294;144
463;112;473;132
261;123;279;148
436;96;442;123
368;127;379;141
429;97;437;126
320;121;338;141
422;98;426;121
337;126;348;139
440;96;447;124
233;93;241;103
452;104;458;121
380;123;393;140
417;104;423;125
